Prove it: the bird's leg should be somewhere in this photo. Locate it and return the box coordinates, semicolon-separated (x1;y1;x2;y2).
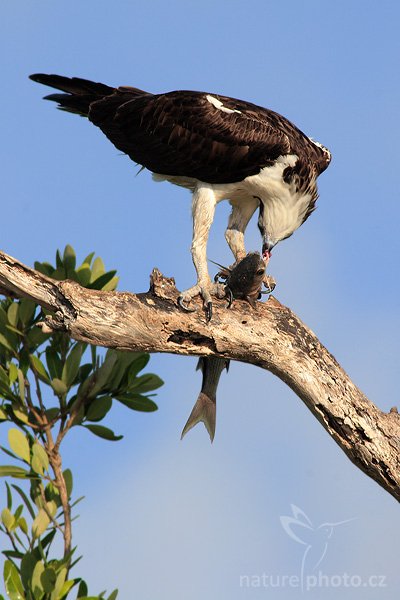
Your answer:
178;186;225;320
225;198;276;292
225;198;259;263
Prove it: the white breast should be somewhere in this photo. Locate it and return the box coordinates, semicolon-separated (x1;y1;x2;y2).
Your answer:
152;154;314;243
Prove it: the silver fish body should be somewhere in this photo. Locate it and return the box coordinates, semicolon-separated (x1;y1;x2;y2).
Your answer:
181;252;271;442
181;356;229;442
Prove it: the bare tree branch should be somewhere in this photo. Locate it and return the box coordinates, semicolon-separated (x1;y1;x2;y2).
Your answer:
0;249;399;501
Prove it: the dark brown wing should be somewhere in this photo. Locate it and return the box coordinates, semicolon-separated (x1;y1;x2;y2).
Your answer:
90;91;294;183
30;75;331;184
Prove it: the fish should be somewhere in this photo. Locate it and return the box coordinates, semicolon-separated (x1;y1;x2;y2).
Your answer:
181;356;229;442
181;252;274;442
212;251;273;307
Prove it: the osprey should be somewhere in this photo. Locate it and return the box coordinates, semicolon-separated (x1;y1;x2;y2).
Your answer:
30;74;331;319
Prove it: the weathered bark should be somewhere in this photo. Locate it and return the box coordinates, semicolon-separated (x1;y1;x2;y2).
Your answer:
0;250;399;501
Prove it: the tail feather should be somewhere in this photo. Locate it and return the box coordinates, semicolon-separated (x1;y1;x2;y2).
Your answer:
180;392;216;443
29;73;114;97
30;73;151;120
29;73;115;116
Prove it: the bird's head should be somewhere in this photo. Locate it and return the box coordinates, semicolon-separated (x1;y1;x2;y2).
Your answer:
257;194;308;260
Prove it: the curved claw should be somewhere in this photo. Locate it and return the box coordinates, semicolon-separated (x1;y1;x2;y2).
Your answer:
205;301;213;322
263;275;276;294
177;295;196;313
226;287;233;308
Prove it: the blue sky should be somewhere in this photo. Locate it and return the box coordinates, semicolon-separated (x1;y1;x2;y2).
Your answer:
1;1;399;598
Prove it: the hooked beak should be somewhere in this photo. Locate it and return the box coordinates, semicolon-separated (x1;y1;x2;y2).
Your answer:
262;240;274;261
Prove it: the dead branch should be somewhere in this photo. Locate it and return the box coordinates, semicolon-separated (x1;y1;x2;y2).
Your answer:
0;249;399;501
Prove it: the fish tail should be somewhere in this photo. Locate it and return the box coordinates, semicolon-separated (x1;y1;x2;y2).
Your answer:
180;392;216;443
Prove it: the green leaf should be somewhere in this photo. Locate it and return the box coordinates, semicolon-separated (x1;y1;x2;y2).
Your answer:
70;403;85;426
87;351;118;397
0;465;29;479
18;299;36;327
85;396;112;422
2;551;24;561
116;394;158;412
52;267;67;281
6;481;12;509
45;407;60;422
1;507;15;531
29;355;50;384
31;443;49;475
21;551;39;589
62;343;84;387
55;249;63;270
102;276;119;292
3;559;25;600
127;354;150;378
59;579;76;598
34;261;54;277
5;324;23;337
0;385;15;403
63;245;76;273
0;303;8;324
45;481;60;507
17;369;25;403
63;469;73;499
89;257;105;282
29;480;43;508
39;528;56;551
50;567;67;600
11;402;29;424
7;303;19;328
0;407;8;420
83;251;95;266
75;264;92;287
0;332;15;354
18;516;28;535
8;429;30;463
76;579;88;598
0;364;9;384
108;352;149;390
90;345;97;364
76;363;93;384
45;500;57;517
14;504;23;522
83;424;123;441
51;378;68;397
88;270;117;291
19;350;30;376
31;560;45;598
32;508;50;538
42;566;57;594
45;349;62;380
107;591;118;600
129;373;164;393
